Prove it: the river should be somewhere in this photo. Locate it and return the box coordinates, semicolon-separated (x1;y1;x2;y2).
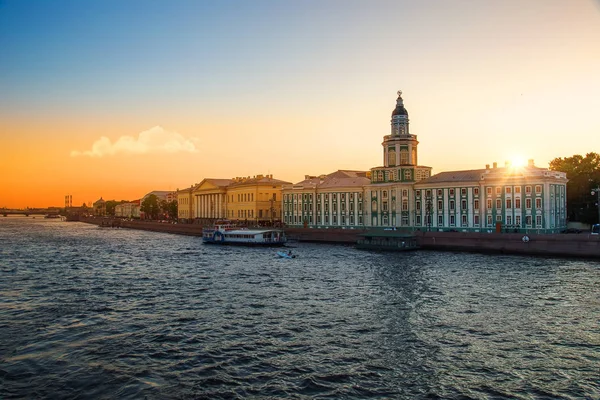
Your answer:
1;217;599;399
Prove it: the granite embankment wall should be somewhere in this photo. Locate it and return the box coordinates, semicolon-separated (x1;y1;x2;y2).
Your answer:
415;231;600;258
287;227;600;258
80;218;600;258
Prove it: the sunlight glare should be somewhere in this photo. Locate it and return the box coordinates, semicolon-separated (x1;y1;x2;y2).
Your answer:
509;156;527;168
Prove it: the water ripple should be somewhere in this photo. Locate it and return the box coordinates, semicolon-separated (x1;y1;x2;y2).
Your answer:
1;217;599;399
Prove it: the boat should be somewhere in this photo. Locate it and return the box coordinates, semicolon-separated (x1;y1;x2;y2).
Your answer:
202;220;287;246
44;214;61;219
356;230;419;252
277;251;296;259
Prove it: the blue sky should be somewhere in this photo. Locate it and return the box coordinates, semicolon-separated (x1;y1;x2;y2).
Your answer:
1;0;600;207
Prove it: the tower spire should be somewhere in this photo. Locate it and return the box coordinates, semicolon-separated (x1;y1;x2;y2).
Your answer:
391;89;409;136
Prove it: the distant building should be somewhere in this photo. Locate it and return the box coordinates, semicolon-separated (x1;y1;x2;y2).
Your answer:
92;197;106;216
115;199;140;218
282;91;568;233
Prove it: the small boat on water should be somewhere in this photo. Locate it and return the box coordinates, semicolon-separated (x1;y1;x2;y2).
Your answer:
276;251;296;259
202;220;287;246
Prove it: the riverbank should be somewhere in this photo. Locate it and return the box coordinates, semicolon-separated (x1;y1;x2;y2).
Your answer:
79;217;600;258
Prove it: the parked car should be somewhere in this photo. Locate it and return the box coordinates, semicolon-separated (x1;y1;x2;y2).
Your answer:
592;224;600;235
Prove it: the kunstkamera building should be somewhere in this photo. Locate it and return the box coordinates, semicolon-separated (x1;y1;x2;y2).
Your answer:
282;91;568;233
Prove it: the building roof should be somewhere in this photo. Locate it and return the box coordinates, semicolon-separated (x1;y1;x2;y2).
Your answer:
317;170;371;189
417;169;485;184
228;175;291;187
203;179;233;187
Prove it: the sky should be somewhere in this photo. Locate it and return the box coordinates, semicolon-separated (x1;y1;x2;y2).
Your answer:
1;0;599;208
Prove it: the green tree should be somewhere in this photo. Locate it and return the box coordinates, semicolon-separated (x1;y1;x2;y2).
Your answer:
163;200;178;221
105;200;128;216
141;194;160;220
549;152;600;224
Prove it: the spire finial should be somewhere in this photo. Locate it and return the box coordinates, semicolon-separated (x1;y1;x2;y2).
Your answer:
397;90;402;97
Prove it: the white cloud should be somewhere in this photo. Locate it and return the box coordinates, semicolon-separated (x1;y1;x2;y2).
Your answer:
70;126;198;157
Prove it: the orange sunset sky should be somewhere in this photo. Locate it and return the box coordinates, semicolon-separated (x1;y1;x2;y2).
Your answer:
1;0;600;208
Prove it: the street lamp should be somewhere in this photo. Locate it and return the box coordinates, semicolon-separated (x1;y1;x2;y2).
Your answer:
591;187;600;224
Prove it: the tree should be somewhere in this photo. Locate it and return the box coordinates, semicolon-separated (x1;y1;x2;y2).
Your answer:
105;200;128;216
141;194;160;220
165;200;178;221
549;152;600;224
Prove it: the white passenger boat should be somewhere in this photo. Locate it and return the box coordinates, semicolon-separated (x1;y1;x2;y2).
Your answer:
202;220;287;246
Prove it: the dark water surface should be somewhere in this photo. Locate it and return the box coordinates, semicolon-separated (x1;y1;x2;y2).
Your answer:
1;217;599;399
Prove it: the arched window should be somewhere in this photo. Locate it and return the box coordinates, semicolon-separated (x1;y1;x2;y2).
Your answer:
388;150;396;166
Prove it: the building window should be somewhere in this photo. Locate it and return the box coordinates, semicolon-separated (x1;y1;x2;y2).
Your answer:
462;215;467;226
383;191;388;199
474;215;480;226
402;200;408;211
496;215;502;222
416;200;421;210
507;216;512;225
438;200;443;210
461;188;467;196
333;215;337;224
515;198;521;208
438;215;443;225
535;185;542;194
404;170;411;180
515;215;521;226
526;198;532;209
487;199;492;209
426;189;432;197
400;149;409;165
506;199;512;209
487;215;493;226
449;189;455;196
382;202;388;212
450;215;455;226
496;199;502;208
487;187;492;195
526;215;532;226
402;189;408;197
535;198;542;208
536;215;542;226
526;186;532;194
437;189;442;196
474;199;479;210
506;187;512;194
416;215;421;225
449;200;455;210
461;200;467;210
474;188;479;196
496;187;501;195
515;187;521;194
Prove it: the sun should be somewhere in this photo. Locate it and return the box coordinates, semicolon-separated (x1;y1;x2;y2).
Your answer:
509;155;527;168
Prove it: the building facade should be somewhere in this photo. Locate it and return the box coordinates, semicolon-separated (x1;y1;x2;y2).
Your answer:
282;91;568;233
226;174;291;225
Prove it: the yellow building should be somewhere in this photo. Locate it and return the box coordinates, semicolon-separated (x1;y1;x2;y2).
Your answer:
177;185;196;222
226;174;291;225
192;178;233;223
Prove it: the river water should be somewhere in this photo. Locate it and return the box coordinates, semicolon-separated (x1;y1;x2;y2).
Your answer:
1;217;598;399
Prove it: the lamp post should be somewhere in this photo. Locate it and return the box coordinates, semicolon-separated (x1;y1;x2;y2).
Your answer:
592;187;600;224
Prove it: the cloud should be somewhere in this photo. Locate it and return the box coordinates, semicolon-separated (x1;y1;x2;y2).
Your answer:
70;126;198;157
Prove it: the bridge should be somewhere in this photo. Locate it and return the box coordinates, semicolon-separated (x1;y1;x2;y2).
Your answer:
1;208;61;217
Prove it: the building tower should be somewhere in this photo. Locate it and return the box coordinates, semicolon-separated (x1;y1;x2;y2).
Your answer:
383;90;419;167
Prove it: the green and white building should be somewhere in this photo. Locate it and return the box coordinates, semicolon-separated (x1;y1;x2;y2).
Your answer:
282;91;568;233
